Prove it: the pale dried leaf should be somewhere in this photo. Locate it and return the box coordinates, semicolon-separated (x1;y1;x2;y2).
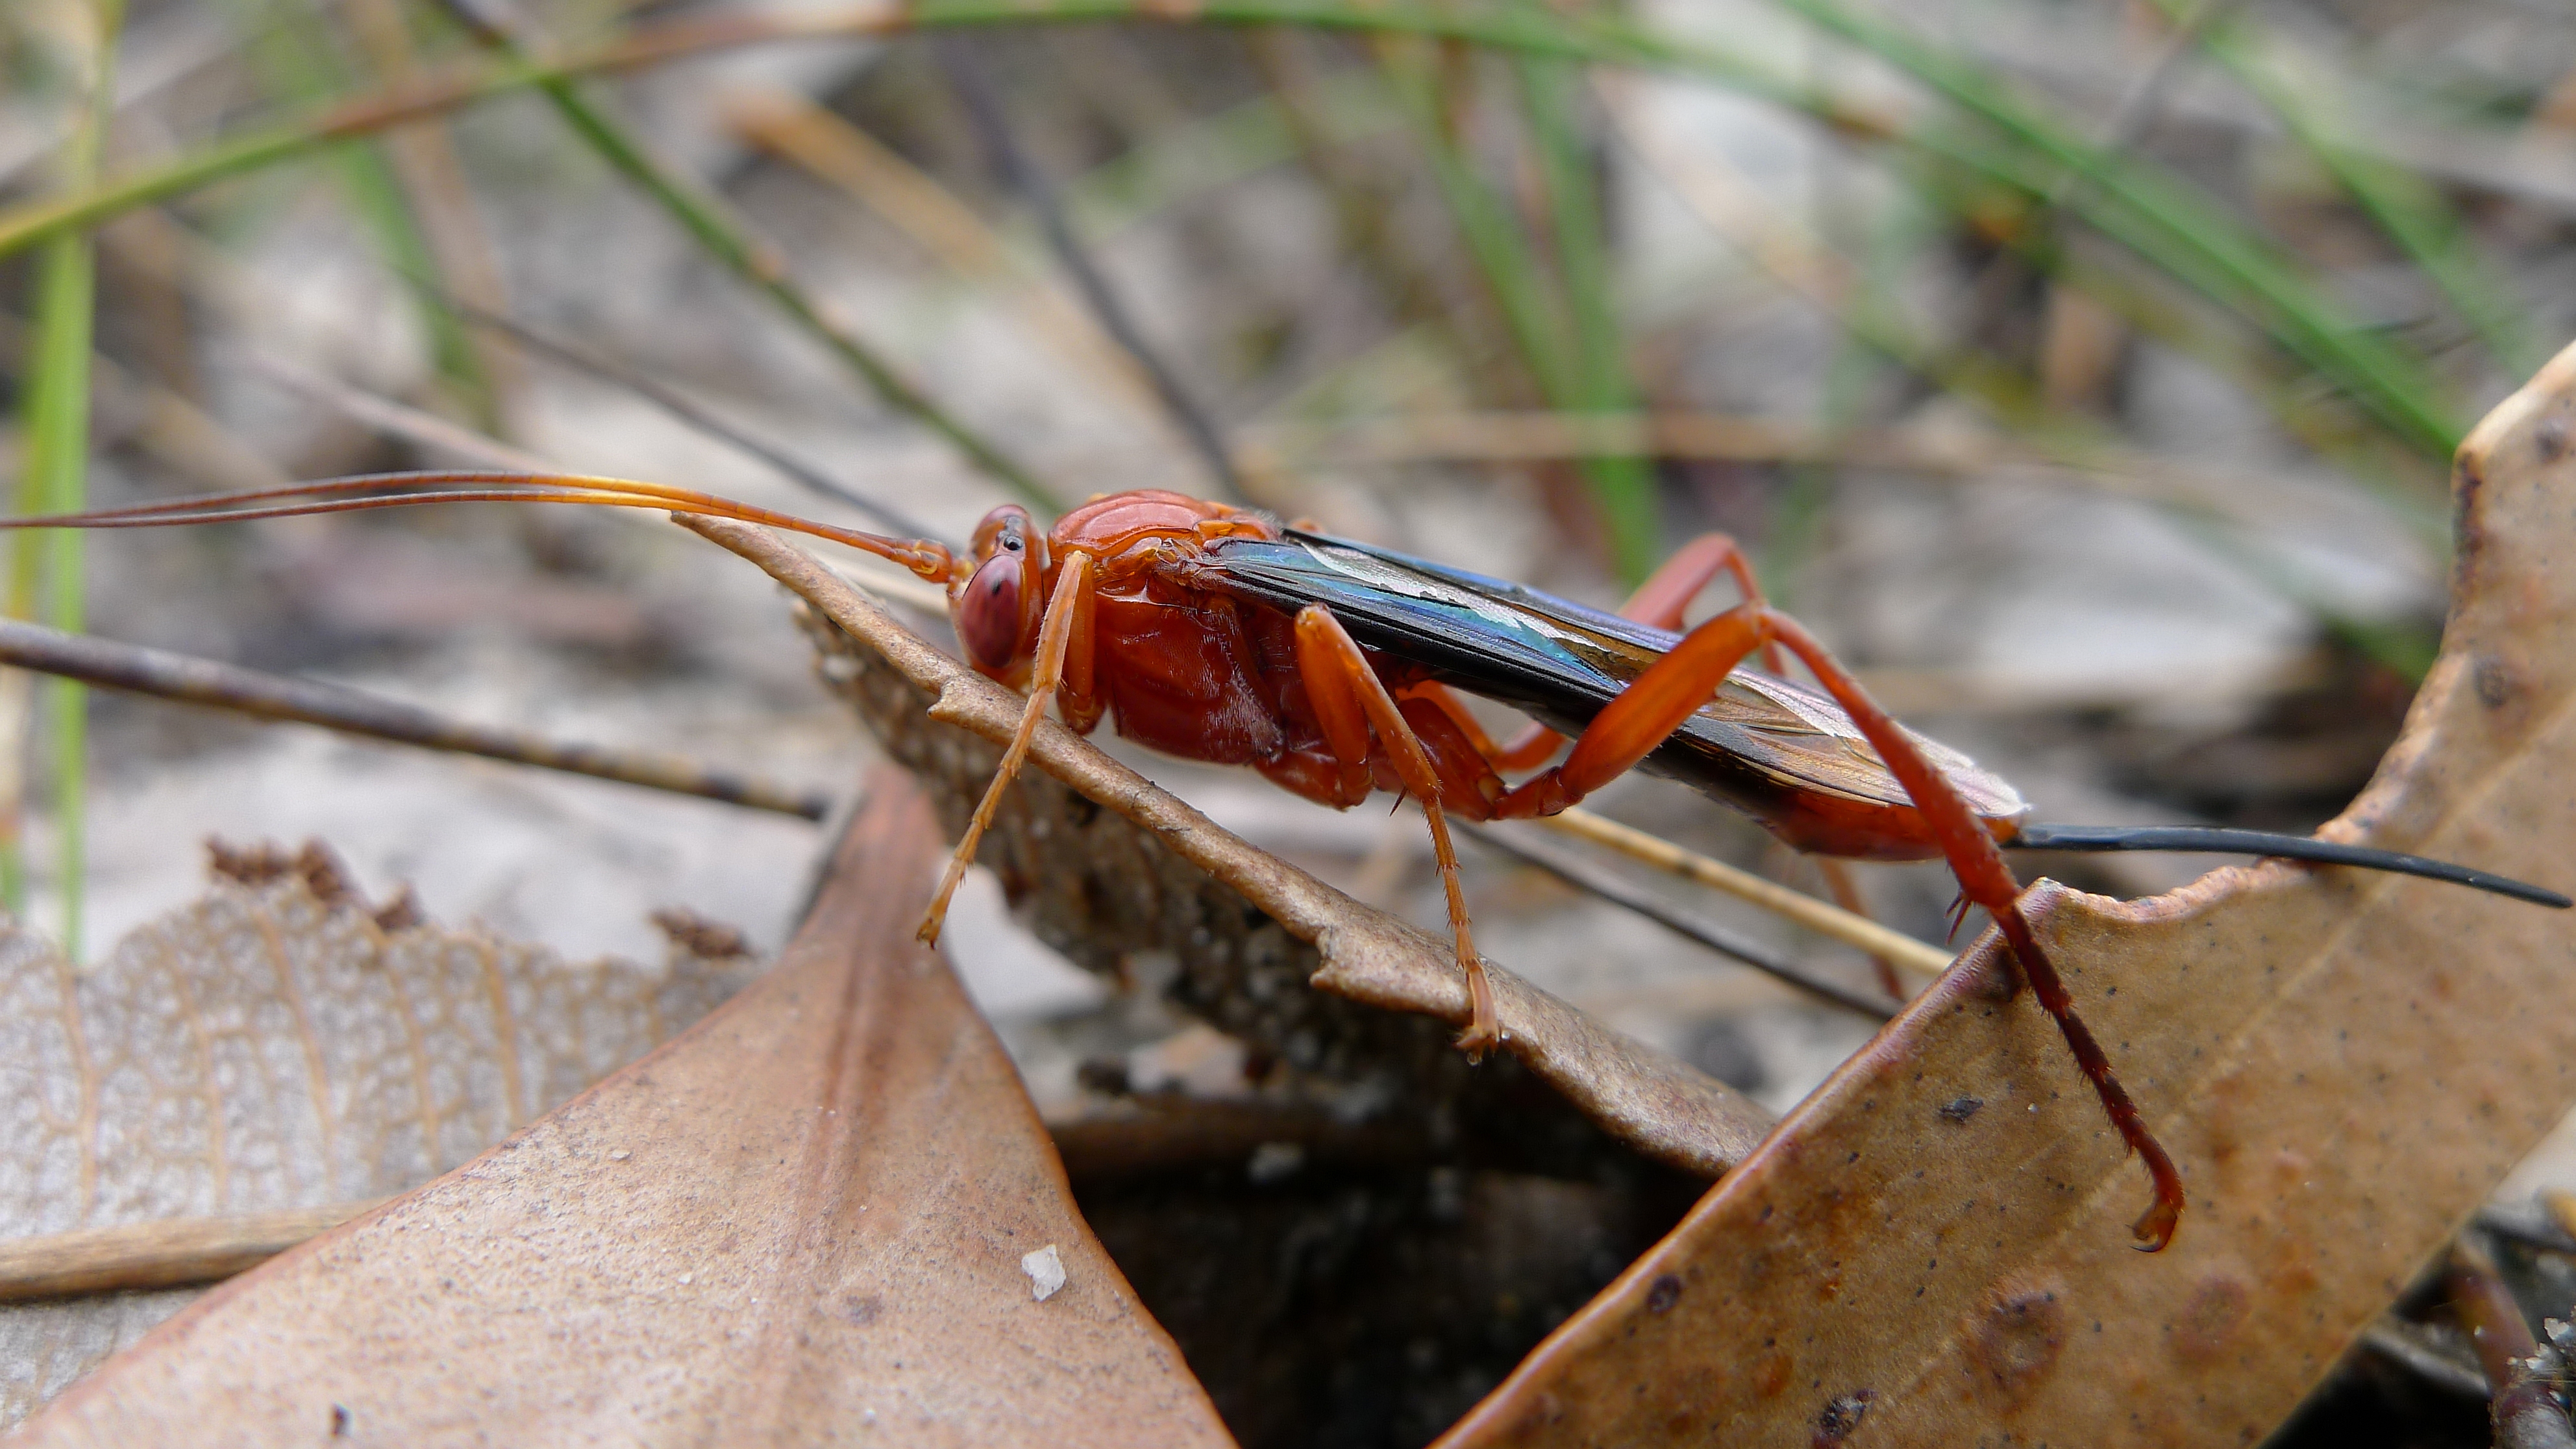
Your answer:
1433;347;2576;1442
680;514;1775;1180
0;848;760;1428
13;772;1232;1446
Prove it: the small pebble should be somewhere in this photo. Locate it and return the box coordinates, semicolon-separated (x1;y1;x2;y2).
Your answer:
1022;1245;1067;1302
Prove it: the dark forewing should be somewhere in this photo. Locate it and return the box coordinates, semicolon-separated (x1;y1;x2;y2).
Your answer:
1191;531;2025;821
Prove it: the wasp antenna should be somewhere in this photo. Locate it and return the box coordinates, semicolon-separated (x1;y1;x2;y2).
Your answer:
0;471;963;584
2007;823;2570;909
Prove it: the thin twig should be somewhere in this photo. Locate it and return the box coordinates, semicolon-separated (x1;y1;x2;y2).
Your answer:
2450;1235;2576;1449
239;351;553;472
1541;807;1955;977
934;37;1247;503
0;619;830;821
0;1199;387;1302
1462;823;1898;1019
401;282;948;542
2042;0;2249;216
0;1100;1430;1301
2358;1320;2492;1402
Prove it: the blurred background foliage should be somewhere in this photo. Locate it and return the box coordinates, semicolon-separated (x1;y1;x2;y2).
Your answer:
0;0;2568;1437
0;0;2561;1190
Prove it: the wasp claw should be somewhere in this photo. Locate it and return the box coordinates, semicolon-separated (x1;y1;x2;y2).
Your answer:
1454;1022;1501;1063
2130;1193;2182;1252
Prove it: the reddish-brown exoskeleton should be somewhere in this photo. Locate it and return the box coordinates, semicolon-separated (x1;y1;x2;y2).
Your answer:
903;488;2183;1251
0;473;2183;1249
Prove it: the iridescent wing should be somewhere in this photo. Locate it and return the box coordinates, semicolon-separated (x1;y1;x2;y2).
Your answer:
1190;531;2026;826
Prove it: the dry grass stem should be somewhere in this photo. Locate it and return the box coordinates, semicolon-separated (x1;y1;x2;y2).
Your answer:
1464;822;1902;1019
240;353;551;472
1540;807;1954;978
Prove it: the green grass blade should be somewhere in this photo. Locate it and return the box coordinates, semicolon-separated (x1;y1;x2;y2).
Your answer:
1379;43;1575;398
1381;40;1668;580
0;0;2474;462
440;9;1056;510
220;0;491;421
1740;0;2466;454
2164;3;2536;376
1511;35;1660;581
12;0;127;954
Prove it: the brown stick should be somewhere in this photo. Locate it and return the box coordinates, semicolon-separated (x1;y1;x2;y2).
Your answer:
0;617;828;819
0;1200;388;1302
2449;1237;2576;1449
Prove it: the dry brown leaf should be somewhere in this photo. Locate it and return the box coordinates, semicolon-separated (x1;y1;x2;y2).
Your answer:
679;513;1776;1181
12;771;1232;1446
0;845;760;1429
1426;347;2576;1441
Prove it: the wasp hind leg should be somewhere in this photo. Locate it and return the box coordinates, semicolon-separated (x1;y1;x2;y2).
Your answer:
1476;596;2183;1250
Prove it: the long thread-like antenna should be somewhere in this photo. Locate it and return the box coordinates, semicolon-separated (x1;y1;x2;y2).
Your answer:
393;277;952;545
2008;823;2570;908
0;472;963;583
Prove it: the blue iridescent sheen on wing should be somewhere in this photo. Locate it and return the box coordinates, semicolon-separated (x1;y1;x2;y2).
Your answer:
1190;530;2027;824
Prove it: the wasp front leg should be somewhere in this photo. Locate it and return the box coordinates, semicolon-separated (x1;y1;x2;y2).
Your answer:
1291;605;1501;1059
918;552;1098;945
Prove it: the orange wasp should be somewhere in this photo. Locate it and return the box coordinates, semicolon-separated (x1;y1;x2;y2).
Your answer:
8;471;2561;1252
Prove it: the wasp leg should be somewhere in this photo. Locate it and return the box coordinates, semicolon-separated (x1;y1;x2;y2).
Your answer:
1757;613;2182;1250
918;551;1097;946
1485;601;2185;1250
1485;530;1787;771
1293;605;1500;1059
1394;683;1526;804
1814;858;1907;999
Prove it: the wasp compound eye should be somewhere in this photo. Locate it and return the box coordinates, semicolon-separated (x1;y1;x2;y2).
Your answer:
958;553;1024;671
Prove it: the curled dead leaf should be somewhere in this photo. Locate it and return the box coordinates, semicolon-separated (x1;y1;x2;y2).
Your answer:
1428;344;2576;1442
11;772;1231;1445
